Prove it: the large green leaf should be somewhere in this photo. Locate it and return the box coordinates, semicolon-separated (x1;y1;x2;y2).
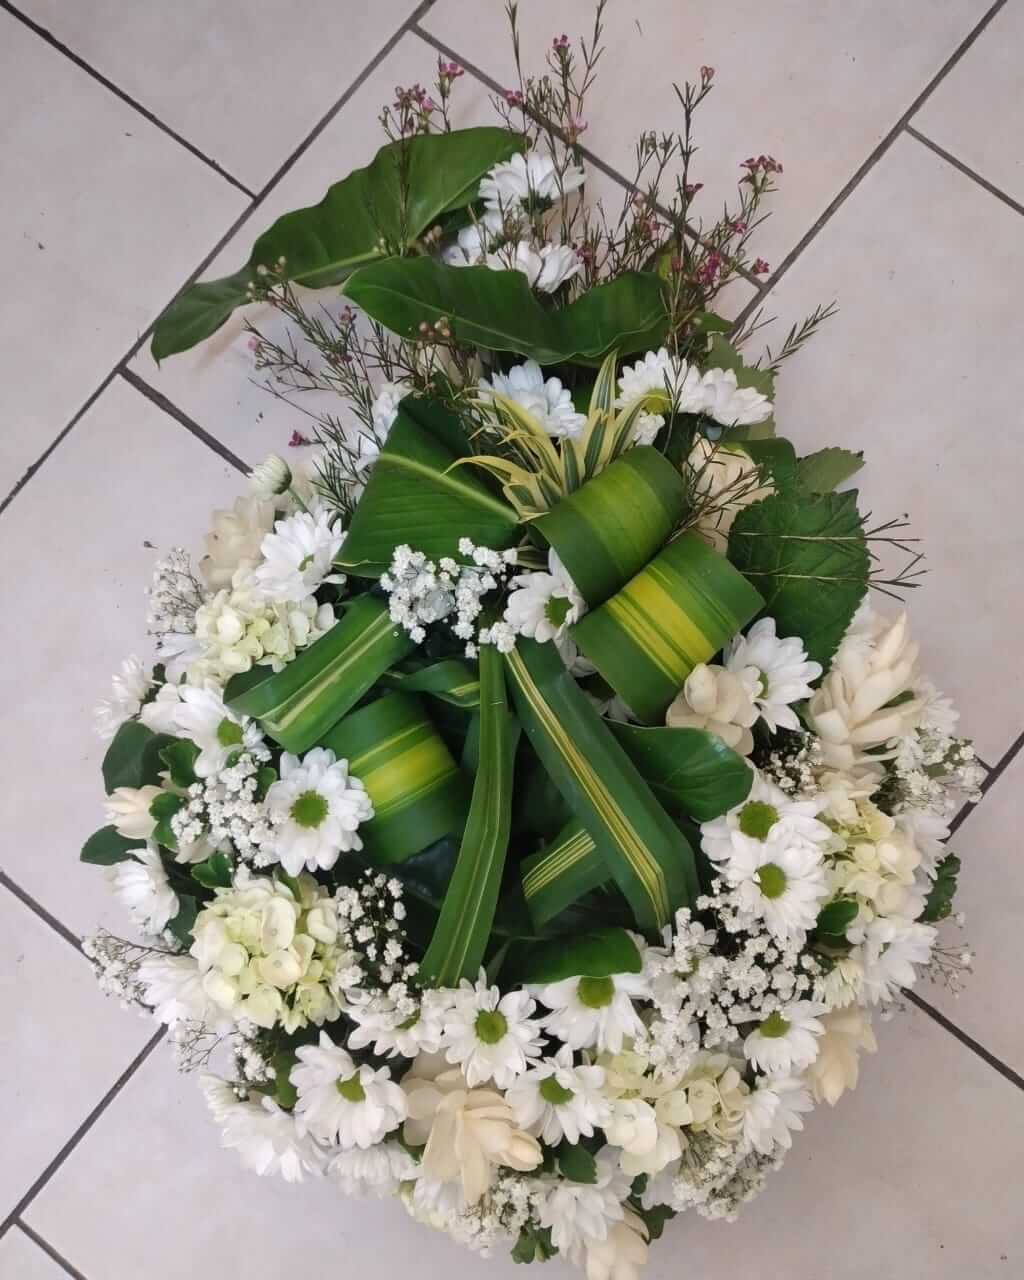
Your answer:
727;488;869;667
512;927;642;984
337;398;519;577
101;722;174;794
608;723;753;821
797;447;865;493
151;128;523;359
418;645;519;985
505;638;696;929
344;259;669;365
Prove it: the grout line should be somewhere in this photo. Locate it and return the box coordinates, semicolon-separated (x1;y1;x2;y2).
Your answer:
0;1030;164;1236
13;1222;90;1280
119;368;249;473
410;22;766;293
978;726;1024;796
907;990;1024;1092
0;0;255;198
0;871;84;955
906;126;1024;218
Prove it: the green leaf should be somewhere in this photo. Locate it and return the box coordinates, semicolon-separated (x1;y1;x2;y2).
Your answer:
815;898;859;939
255;766;277;799
344;259;669;365
101;722;173;793
631;1201;674;1242
337;398;520;577
727;489;869;668
80;825;143;866
506;639;696;929
797;447;865;493
149;790;183;821
225;594;415;753
511;1224;557;1265
520;820;604;929
160;738;201;788
516;927;641;984
922;852;961;923
272;1049;298;1110
150;127;523;358
557;1143;598;1184
736;437;798;484
608;724;753;821
167;893;198;946
418;645;519;985
381;659;481;709
191;851;233;890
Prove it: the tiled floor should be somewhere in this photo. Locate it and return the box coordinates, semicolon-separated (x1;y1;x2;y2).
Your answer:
2;1;1021;1277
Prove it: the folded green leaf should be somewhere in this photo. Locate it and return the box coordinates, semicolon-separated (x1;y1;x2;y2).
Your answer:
381;659;481;709
418;645;519;985
151;128;523;359
344;259;669;365
922;852;961;923
514;927;642;984
505;638;695;930
80;825;144;866
102;722;174;794
225;595;415;753
321;692;471;864
608;723;753;821
797;447;865;493
520;820;603;929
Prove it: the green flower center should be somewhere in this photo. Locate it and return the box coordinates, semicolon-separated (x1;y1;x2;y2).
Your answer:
336;1074;366;1102
475;1010;508;1045
544;595;572;629
577;976;615;1009
755;670;769;698
290;789;328;828
756;862;788;900
539;1076;576;1105
759;1011;790;1039
216;717;244;747
738;801;779;840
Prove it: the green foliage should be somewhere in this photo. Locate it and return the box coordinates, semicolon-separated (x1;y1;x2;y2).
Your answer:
557;1143;598;1184
382;659;481;709
101;722;173;794
797;447;865;494
167;893;198;946
728;488;869;667
815;898;859;941
514;928;641;984
631;1201;675;1242
922;852;961;922
609;724;753;821
160;738;201;788
191;851;233;890
80;825;143;866
511;1223;557;1264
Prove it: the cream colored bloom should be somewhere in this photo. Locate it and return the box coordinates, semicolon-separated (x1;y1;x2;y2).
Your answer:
804;1008;877;1105
402;1065;542;1204
104;785;161;840
686;438;773;553
666;663;758;755
582;1209;649;1280
200;495;276;590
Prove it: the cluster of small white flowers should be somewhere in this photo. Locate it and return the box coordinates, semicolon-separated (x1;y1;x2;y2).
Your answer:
171;752;274;862
334;872;418;999
381;539;518;655
889;725;984;816
146;548;205;639
82;931;166;1013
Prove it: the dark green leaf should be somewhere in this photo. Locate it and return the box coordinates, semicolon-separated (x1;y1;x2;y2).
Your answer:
557;1143;597;1184
515;928;641;984
922;852;961;922
815;898;859;938
191;851;233;890
272;1049;298;1109
608;723;753;821
511;1224;556;1264
797;447;865;493
80;825;144;866
101;722;174;793
631;1201;674;1242
167;893;198;946
160;738;201;788
255;766;277;799
149;791;184;821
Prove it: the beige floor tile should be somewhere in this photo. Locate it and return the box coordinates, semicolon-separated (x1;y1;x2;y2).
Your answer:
0;1227;72;1280
0;378;240;935
0;13;245;498
0;889;154;1220
915;1;1024;206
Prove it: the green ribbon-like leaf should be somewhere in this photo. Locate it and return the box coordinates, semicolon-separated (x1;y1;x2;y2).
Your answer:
520;819;603;929
381;660;481;709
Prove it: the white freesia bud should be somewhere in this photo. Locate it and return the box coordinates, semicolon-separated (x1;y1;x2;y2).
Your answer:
666;663;758;755
583;1210;649;1280
249;453;292;499
104;785;162;840
804;1008;877;1105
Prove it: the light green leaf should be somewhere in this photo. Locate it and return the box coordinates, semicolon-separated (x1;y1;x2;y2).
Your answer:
797;447;865;493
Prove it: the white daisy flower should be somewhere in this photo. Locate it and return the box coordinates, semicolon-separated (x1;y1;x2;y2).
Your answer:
171;683;265;779
538;1146;631;1260
106;845;178;934
744;1001;826;1074
479;359;586;438
724;617;823;732
263;747;374;875
291;1032;406;1148
95;655;151;741
615;348;706;434
850;916;936;1004
443;209;504;266
249;453;292;499
741;1074;813;1155
328;1143;421;1198
701;775;831;864
698;366;773;427
535;969;650;1054
504;548;586;643
479;150;585;214
506;1045;611;1145
138;953;221;1028
251;507;346;604
347;996;444;1059
201;1076;326;1182
487;239;582;293
104;785;161;841
440;973;545;1088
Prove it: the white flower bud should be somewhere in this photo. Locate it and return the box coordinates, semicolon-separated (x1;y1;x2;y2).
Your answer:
249;453;292;499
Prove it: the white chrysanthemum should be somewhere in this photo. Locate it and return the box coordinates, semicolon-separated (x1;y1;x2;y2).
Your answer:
741;1075;813;1155
107;845;178;934
328;1143;420;1197
665;662;759;755
487;239;582;293
249;453;292;499
479;150;585;213
850;916;936;1004
291;1031;406;1148
538;1146;631;1259
347;996;444;1059
263;747;374;874
251;508;346;604
200;494;276;590
698;366;773;426
615;348;705;441
686;437;774;554
104;785;161;841
138;953;220;1027
744;1001;826;1074
504;548;585;643
804;1008;877;1105
201;1076;326;1182
534;969;649;1054
443;209;504;266
506;1045;610;1144
440;974;545;1088
725;617;822;732
171;683;265;779
95;655;151;741
480;360;586;438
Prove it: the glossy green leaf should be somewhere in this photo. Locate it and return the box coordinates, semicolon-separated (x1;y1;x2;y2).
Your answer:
191;851;233;890
80;825;144;866
344;259;669;365
557;1144;598;1184
922;852;961;923
505;638;695;929
151;128;523;359
815;898;859;940
381;659;481;709
515;927;642;984
520;819;603;929
608;723;753;821
418;645;519;985
797;447;865;493
159;738;201;788
167;893;198;946
101;722;174;794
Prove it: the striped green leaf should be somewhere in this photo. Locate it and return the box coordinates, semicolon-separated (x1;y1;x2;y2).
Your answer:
419;645;519;985
225;595;414;754
381;659;481;709
572;533;763;723
608;723;753;821
520;819;603;929
533;447;687;607
505;638;695;930
337;398;519;577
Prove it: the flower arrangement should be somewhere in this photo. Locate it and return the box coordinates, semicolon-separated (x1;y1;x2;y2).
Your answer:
83;10;981;1277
